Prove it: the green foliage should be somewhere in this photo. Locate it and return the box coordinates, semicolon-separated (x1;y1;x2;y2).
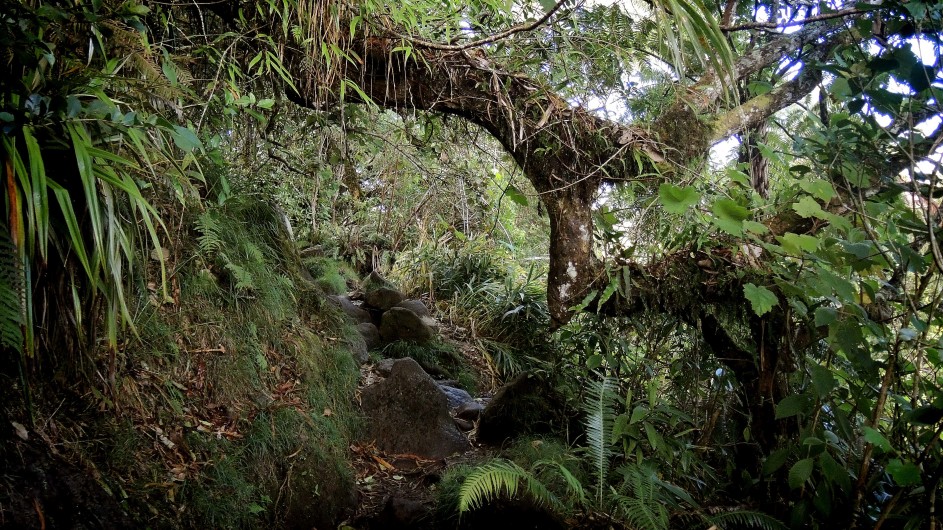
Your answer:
610;465;670;530
457;459;561;513
303;257;354;295
381;339;460;372
79;189;361;528
0;233;24;355
706;510;787;530
582;376;617;507
0;0;208;362
394;238;552;376
743;283;778;317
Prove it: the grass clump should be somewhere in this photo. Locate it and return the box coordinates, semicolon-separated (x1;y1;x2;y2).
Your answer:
303;256;355;295
381;339;463;377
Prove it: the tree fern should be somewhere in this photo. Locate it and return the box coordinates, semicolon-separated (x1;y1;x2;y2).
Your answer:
582;376;618;507
457;459;560;513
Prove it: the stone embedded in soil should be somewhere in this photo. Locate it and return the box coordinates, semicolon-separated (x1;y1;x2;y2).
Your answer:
455;400;484;420
371;494;433;530
379;307;434;343
375;357;396;377
348;332;369;364
364;287;405;311
395;299;431;317
477;371;565;445
438;384;474;410
328;294;372;324
360;358;470;459
357;322;382;350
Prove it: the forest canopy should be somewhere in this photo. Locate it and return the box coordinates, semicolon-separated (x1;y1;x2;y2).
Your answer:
2;0;943;527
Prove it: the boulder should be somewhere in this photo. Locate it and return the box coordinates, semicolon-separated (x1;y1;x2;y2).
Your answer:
375;358;396;377
364;287;405;311
347;333;369;365
364;494;434;530
477;372;564;445
456;401;485;421
357;322;382;350
438;384;474;411
360;358;470;458
454;418;474;431
364;270;395;290
379;307;434;343
396;299;431;317
327;295;372;324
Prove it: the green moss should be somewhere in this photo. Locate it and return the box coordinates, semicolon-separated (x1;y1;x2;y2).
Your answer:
381;339;462;375
650;103;711;164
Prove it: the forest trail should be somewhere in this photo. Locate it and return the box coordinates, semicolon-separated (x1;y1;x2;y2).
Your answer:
346;324;499;528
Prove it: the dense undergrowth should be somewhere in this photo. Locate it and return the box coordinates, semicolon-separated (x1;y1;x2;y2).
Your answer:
2;195;363;528
3;1;943;528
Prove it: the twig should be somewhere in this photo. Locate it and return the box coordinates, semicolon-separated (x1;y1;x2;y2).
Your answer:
400;0;569;51
720;7;871;32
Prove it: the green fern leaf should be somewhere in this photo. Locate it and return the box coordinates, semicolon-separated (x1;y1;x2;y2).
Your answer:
0;233;25;354
458;459;560;513
612;464;669;530
708;509;786;530
582;376;618;507
196;211;223;254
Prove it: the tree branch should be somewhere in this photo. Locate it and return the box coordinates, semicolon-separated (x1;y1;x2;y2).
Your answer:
398;0;570;51
720;6;871;32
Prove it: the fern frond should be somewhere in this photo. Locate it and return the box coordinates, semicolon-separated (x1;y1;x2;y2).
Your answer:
535;459;588;506
196;211;223;254
707;509;786;530
458;459;559;513
612;464;669;530
223;258;256;292
582;376;618;507
614;491;669;530
0;233;25;354
243;241;266;264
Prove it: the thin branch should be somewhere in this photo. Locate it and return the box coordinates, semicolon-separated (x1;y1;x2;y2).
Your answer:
720;6;871;32
398;0;569;51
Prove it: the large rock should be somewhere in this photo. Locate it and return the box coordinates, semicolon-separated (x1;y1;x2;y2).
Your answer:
327;295;372;324
379;307;434;343
357;322;382;350
360;358;470;458
438;384;474;410
477;372;565;445
456;401;485;421
396;299;431;317
347;332;369;364
364;287;405;311
370;495;433;530
375;358;396;377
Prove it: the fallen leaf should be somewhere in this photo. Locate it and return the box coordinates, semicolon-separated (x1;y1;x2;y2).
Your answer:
150;247;170;261
371;455;394;470
323;407;333;417
11;421;28;441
